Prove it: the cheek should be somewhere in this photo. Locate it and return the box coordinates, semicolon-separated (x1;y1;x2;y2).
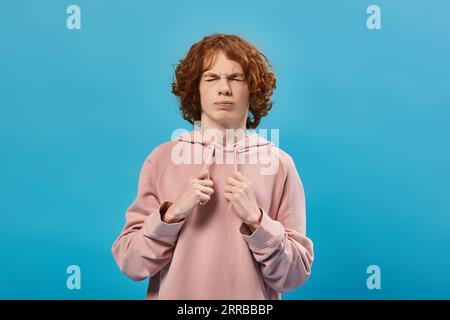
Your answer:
199;84;205;99
235;85;250;104
199;85;211;105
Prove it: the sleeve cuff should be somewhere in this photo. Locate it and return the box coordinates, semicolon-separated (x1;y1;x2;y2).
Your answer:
143;201;185;238
239;208;285;250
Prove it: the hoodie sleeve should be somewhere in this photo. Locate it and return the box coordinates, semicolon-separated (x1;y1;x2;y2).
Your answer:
239;155;314;293
111;153;185;281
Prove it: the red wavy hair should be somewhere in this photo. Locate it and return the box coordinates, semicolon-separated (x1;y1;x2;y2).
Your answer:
172;33;276;129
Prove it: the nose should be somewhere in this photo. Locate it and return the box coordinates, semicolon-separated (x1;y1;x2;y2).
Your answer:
218;75;231;96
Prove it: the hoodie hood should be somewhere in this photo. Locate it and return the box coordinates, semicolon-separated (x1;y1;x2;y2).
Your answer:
176;128;273;173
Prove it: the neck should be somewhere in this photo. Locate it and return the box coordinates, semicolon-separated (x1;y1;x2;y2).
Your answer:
199;118;247;146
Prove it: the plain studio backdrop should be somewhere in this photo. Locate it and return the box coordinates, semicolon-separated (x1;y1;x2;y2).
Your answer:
0;0;449;299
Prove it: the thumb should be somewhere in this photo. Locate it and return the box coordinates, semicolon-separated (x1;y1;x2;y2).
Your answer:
197;168;210;179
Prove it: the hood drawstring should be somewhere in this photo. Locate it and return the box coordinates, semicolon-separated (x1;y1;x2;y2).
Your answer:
201;136;240;173
188;128;269;176
228;144;239;209
201;136;240;209
202;143;216;172
233;144;238;173
177;129;272;209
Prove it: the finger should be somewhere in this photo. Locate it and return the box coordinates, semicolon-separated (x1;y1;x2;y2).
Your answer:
226;178;247;192
224;192;235;210
233;171;249;183
224;191;233;201
226;176;241;187
224;191;241;202
194;179;214;187
198;192;211;204
224;184;236;193
197;168;210;179
230;170;242;180
195;184;214;195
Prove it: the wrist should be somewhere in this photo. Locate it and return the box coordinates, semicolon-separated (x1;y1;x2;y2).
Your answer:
162;202;184;223
245;208;263;232
163;212;184;223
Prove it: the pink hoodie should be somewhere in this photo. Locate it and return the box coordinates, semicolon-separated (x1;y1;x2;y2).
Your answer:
111;129;314;300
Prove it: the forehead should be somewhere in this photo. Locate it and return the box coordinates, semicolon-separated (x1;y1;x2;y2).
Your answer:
202;51;244;73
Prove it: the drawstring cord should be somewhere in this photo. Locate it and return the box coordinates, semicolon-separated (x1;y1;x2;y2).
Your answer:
228;144;239;209
202;143;216;172
200;136;241;209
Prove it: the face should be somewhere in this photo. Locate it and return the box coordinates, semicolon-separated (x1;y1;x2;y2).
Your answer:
199;51;250;129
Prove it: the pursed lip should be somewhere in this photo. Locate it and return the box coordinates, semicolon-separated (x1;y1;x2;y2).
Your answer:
214;101;234;105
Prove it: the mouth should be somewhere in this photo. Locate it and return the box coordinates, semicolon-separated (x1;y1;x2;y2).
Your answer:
214;101;234;108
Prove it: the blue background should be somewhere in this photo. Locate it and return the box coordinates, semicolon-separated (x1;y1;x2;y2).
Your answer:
1;0;449;299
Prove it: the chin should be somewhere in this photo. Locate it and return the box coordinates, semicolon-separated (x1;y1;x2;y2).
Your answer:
202;110;239;126
206;110;230;119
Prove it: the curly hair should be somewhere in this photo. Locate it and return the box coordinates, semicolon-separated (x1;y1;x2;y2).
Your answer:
172;33;276;129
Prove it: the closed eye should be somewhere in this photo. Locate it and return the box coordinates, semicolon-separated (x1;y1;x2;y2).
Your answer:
205;78;243;82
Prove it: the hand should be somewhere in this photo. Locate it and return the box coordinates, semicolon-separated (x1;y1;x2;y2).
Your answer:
224;171;262;229
164;168;214;222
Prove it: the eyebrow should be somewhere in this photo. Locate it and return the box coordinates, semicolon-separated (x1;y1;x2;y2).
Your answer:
202;72;245;78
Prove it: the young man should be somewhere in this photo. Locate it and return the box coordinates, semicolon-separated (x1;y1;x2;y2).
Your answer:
112;33;314;300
